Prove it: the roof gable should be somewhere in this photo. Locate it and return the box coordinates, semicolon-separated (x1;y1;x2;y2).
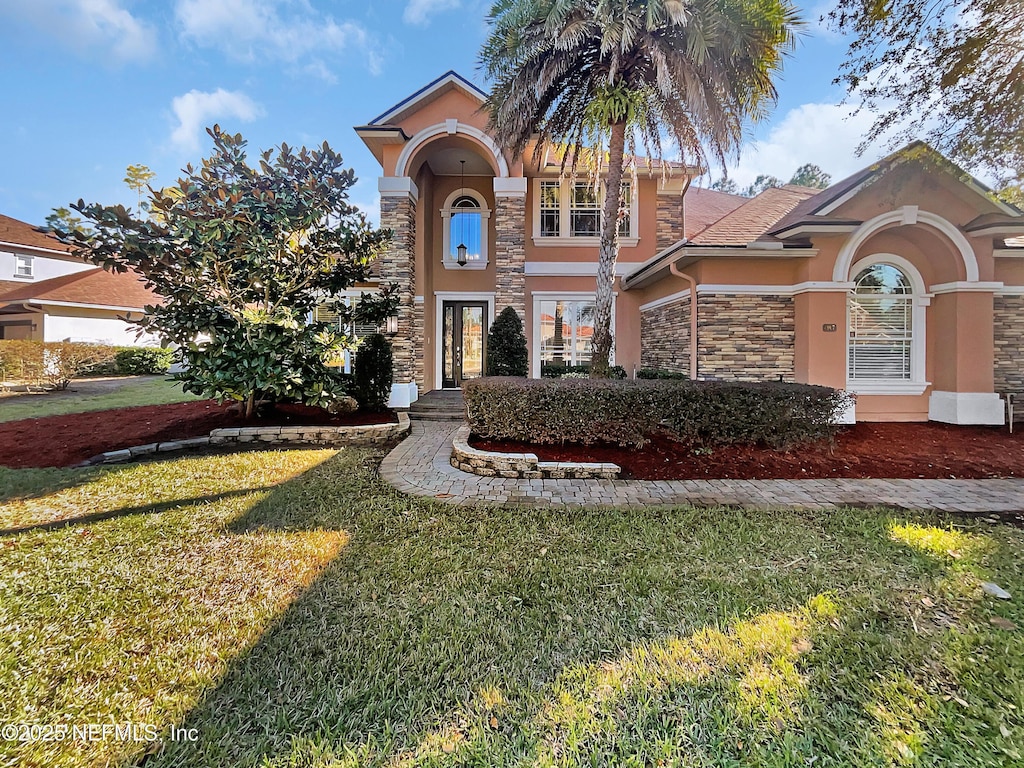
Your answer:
367;71;487;127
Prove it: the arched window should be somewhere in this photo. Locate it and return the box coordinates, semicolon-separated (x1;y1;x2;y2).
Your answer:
847;257;927;392
441;189;490;269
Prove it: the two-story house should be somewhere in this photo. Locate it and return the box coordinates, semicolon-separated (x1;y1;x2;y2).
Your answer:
0;213;159;345
358;71;1024;424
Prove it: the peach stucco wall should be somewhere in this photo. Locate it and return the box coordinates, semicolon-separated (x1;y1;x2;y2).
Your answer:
369;80;1016;421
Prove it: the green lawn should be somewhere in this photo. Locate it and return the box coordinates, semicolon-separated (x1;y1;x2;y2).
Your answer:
1;448;1022;767
0;376;201;422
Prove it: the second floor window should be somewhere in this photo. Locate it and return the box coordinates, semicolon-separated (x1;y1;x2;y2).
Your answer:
14;255;33;278
535;180;636;242
441;189;490;269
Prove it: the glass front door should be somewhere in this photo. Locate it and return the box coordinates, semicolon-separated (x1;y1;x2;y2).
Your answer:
442;301;488;388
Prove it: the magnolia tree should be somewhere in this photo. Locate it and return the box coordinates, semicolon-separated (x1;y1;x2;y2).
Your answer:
60;126;395;418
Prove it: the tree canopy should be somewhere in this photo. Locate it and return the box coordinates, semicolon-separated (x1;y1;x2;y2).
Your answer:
829;0;1024;185
480;0;801;375
711;163;831;197
60;127;394;418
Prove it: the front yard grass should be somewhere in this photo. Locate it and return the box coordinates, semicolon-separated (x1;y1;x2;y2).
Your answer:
1;448;1022;767
0;376;201;423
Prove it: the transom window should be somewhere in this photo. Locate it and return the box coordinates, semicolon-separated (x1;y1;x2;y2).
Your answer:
14;255;33;278
533;180;636;243
441;189;490;270
848;263;915;382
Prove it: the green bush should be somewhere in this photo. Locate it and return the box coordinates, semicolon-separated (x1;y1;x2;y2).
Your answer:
353;333;393;412
115;347;174;375
0;340;118;390
486;307;528;376
637;368;689;380
463;377;852;449
540;363;627;379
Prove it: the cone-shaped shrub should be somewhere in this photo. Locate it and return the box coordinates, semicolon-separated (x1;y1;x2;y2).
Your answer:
486;307;528;376
353;333;393;411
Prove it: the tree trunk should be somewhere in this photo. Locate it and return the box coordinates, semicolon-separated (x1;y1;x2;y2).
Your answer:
591;120;627;379
244;391;256;419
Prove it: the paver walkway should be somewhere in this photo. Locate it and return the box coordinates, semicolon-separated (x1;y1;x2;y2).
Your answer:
381;421;1024;512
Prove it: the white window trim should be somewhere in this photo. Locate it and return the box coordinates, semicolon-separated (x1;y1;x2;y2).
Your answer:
441;187;490;270
434;291;496;389
313;289;381;373
531;291;616;378
13;254;33;279
531;178;639;247
846;253;930;396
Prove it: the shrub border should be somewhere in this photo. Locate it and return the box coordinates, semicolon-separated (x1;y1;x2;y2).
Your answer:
451;426;619;480
81;412;410;466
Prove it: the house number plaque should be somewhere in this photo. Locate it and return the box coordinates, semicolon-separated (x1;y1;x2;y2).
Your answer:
822;323;838;332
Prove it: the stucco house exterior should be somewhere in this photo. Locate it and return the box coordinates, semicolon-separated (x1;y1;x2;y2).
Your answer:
355;71;1024;424
0;213;160;345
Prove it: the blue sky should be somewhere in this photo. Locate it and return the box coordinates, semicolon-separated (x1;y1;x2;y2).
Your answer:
0;0;877;229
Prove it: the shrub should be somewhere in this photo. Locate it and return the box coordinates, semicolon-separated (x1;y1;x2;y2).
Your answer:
115;347;174;375
0;340;117;390
463;377;852;449
486;307;528;376
353;333;393;412
540;363;627;379
637;368;689;380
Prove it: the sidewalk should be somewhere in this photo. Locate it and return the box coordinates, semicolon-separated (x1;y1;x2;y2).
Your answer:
380;421;1024;512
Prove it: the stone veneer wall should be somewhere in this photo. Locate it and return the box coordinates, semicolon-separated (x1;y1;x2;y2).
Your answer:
494;194;527;318
994;295;1024;391
379;195;417;383
656;194;685;251
697;294;796;381
640;299;690;374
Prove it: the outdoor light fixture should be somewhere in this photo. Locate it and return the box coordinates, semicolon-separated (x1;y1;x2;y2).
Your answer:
385;314;399;335
456;159;468;266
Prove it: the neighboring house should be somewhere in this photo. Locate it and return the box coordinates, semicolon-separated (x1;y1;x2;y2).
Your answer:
356;71;1024;423
0;213;160;345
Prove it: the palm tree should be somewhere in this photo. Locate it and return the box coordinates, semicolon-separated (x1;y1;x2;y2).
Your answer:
480;0;801;377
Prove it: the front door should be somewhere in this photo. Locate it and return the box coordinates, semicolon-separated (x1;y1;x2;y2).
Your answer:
442;301;487;388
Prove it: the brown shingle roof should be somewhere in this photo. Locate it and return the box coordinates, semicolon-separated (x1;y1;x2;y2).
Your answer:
0;268;159;310
683;187;746;238
0;213;73;253
690;185;820;246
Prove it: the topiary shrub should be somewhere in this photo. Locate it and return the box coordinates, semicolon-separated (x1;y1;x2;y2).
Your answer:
463;377;852;449
115;347;174;375
486;307;528;376
353;333;393;412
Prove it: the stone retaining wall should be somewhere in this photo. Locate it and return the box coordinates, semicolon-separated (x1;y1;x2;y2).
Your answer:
87;413;411;465
451;427;619;480
697;293;795;381
994;295;1024;392
640;298;690;374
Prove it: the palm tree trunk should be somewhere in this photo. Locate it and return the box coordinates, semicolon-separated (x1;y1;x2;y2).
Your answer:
591;120;627;378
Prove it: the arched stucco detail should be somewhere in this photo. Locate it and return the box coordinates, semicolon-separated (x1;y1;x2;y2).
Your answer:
395;121;510;179
832;206;980;283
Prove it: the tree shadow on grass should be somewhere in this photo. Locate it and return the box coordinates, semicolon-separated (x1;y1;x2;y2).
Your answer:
0;464;108;505
136;450;1024;767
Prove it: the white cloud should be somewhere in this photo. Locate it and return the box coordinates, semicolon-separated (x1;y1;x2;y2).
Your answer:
0;0;157;62
169;89;264;153
403;0;461;25
174;0;378;76
720;102;886;189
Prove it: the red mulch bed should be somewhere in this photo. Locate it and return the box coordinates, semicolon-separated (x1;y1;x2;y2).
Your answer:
472;422;1024;480
0;401;396;469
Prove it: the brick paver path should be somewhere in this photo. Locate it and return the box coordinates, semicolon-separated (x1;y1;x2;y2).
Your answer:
381;421;1024;511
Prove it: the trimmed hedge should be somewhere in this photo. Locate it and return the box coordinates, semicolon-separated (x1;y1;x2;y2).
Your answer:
637;368;689;380
0;340;118;390
463;377;853;449
114;347;174;375
540;362;627;379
